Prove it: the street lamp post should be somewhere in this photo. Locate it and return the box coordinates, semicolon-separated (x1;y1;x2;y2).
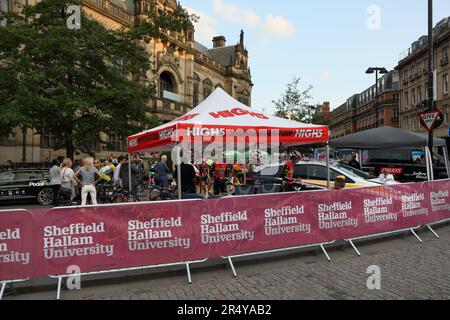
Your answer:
366;67;388;128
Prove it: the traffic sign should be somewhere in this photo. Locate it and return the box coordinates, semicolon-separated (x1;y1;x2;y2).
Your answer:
418;109;444;133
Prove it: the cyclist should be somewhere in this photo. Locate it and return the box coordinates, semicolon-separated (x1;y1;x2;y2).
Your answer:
281;150;303;192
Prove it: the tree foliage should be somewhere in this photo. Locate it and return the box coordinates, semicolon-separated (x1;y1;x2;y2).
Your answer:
273;76;313;123
0;0;195;158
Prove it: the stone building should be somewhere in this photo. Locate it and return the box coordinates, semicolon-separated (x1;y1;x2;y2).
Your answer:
395;16;449;147
329;71;400;139
0;0;253;163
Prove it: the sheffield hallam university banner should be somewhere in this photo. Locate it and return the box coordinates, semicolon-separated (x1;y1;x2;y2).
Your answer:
0;180;449;281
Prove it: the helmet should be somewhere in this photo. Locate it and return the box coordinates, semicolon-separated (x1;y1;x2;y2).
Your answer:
289;150;303;161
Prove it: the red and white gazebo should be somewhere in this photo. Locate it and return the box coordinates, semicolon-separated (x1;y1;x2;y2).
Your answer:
127;88;330;197
128;88;329;153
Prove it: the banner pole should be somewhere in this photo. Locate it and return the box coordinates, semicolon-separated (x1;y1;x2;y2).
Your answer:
185;263;192;284
56;276;63;300
320;244;331;262
410;229;423;243
427;225;440;239
0;282;6;300
348;240;361;257
227;257;238;278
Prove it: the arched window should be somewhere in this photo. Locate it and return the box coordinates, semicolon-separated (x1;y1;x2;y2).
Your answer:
215;83;224;90
203;79;213;99
159;71;176;98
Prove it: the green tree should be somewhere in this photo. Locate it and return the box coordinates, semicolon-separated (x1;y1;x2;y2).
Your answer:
273;76;313;123
0;0;195;159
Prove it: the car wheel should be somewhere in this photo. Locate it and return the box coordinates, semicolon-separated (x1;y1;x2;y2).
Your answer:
37;188;54;206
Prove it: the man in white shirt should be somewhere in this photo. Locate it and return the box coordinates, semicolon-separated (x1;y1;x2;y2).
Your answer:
379;169;395;182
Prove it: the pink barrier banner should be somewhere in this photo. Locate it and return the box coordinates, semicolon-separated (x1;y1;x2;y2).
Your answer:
0;210;35;282
40;200;208;277
0;180;449;282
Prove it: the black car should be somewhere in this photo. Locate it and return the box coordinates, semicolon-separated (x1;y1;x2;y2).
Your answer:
0;169;54;206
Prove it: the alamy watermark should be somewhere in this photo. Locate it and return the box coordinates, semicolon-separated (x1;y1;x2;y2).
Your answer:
66;5;81;30
66;265;81;290
366;265;381;290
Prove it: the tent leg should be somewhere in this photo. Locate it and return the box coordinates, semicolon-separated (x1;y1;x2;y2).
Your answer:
326;143;331;189
177;147;182;200
358;150;363;170
425;147;434;181
128;153;132;194
443;146;450;179
424;147;431;181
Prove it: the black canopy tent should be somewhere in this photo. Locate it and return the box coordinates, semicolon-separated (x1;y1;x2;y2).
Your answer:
329;126;449;180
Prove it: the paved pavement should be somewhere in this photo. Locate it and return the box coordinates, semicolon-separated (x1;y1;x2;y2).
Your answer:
3;223;450;300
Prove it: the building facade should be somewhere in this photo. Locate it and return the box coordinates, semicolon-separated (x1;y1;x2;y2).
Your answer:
396;16;449;147
329;71;400;139
0;0;253;163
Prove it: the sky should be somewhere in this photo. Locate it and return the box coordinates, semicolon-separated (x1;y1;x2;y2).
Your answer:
182;0;450;113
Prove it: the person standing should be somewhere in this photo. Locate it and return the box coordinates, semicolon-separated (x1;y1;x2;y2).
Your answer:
281;151;302;192
213;161;227;195
114;155;126;186
74;157;102;206
174;162;197;194
49;160;61;206
348;154;361;170
119;158;140;202
155;155;171;189
58;158;76;206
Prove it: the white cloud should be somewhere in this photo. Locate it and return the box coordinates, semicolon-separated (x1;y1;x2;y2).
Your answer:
262;15;296;38
213;0;261;28
189;1;296;44
185;7;218;44
316;71;331;81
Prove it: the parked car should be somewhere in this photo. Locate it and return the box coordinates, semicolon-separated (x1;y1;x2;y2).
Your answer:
0;169;54;206
252;160;396;189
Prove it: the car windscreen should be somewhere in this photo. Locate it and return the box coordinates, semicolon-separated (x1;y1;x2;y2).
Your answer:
334;164;370;179
254;165;283;177
0;172;15;181
365;148;422;164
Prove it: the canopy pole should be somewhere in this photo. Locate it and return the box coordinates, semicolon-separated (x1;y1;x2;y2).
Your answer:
177;145;182;200
326;143;331;189
128;153;132;193
444;146;450;178
358;150;363;170
425;147;434;181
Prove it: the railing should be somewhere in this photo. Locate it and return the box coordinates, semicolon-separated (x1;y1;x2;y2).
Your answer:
83;0;133;25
